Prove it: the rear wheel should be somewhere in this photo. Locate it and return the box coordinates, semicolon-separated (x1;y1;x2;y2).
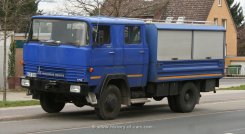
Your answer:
95;85;121;120
40;94;65;113
168;82;199;113
177;82;199;112
168;96;179;112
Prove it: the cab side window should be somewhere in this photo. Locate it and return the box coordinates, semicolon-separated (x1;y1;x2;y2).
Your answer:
93;25;110;45
124;26;141;44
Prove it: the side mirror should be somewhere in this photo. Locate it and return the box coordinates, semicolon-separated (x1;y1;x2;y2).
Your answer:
24;30;28;39
25;22;31;40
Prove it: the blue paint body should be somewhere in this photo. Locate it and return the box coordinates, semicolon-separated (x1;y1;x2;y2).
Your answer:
23;16;225;91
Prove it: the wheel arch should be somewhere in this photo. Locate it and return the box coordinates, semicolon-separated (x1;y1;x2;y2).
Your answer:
99;74;131;105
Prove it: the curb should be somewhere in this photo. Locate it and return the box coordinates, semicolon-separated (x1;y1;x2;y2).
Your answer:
0;106;43;122
223;77;245;79
0;114;45;122
0;105;41;111
0;104;74;122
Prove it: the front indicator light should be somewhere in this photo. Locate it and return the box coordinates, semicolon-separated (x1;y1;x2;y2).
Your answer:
20;60;24;66
88;67;94;73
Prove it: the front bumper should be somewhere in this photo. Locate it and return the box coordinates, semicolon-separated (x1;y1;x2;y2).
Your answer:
21;77;89;96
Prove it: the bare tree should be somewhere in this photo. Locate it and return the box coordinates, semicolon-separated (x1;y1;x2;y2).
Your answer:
65;0;104;16
64;0;168;18
102;0;168;18
0;0;11;102
0;0;39;102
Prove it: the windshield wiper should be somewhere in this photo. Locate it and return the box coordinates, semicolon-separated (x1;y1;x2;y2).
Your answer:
28;40;81;47
41;40;61;46
29;39;41;42
63;42;80;46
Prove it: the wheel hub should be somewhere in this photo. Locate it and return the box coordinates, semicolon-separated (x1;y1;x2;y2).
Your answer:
184;89;194;103
185;93;191;101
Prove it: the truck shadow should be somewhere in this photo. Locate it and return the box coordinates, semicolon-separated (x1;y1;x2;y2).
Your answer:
39;104;172;121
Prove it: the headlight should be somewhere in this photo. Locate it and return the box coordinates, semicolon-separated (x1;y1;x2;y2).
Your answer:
70;85;81;93
21;79;30;87
26;72;37;78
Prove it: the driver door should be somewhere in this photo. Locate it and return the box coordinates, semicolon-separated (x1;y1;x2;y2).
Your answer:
91;25;114;66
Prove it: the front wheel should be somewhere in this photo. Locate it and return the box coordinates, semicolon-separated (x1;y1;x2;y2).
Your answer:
40;94;65;113
153;97;164;101
95;85;121;120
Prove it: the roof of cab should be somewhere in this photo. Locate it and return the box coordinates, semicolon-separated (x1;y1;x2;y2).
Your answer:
32;15;145;25
153;23;226;31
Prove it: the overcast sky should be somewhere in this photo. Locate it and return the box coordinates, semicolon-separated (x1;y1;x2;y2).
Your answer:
39;0;245;16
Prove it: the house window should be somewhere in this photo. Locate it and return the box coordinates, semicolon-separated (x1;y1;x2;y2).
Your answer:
218;0;222;6
124;26;141;44
214;18;218;25
222;19;227;29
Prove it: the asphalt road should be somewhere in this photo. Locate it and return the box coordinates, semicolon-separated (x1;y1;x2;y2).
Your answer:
39;109;245;134
1;91;245;134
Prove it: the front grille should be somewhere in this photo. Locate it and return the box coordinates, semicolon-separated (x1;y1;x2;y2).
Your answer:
24;64;87;82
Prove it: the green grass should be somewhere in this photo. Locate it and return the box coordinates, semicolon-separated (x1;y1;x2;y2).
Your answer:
0;87;27;93
219;85;245;90
0;100;40;108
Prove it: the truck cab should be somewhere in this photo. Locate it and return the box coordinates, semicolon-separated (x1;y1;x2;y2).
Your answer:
22;16;149;119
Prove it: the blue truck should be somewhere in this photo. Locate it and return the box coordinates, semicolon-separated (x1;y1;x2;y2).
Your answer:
21;16;225;120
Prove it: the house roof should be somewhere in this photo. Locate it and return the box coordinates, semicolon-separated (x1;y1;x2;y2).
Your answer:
161;0;214;21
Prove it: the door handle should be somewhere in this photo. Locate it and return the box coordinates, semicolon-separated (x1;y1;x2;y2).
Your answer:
139;51;145;54
109;51;115;54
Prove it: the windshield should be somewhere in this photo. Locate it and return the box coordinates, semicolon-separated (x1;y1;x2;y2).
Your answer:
30;19;89;46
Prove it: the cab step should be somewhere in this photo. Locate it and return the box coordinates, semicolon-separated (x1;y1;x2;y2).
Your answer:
130;98;150;104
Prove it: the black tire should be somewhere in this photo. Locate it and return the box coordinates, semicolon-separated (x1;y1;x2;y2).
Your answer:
73;98;86;108
40;94;65;113
95;85;121;120
131;103;145;107
73;102;85;108
153;97;164;101
176;82;199;113
168;96;179;112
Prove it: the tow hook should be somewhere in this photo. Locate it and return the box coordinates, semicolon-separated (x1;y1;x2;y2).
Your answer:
86;92;98;105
